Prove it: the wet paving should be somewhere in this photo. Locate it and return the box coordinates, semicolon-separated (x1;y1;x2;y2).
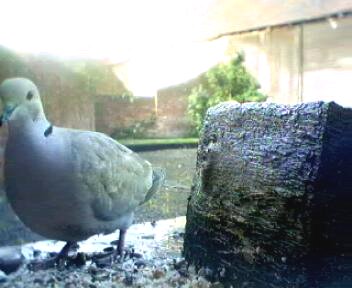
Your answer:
135;148;197;223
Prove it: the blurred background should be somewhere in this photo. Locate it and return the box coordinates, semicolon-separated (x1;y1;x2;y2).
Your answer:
0;0;352;244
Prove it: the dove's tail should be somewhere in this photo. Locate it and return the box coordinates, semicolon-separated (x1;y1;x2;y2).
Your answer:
141;168;165;205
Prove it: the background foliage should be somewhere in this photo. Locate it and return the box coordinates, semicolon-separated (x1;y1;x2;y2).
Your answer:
187;53;267;133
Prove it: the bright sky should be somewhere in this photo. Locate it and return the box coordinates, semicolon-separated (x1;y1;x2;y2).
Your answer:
0;0;228;94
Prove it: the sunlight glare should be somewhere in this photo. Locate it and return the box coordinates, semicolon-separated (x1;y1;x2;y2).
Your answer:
113;38;228;95
0;0;220;92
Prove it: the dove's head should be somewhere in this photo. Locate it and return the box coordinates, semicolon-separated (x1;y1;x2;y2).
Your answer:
0;78;45;126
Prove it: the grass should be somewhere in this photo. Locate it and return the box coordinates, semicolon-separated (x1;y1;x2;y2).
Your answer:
118;138;199;146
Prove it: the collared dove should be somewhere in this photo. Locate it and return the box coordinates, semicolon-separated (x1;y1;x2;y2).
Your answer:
0;78;165;264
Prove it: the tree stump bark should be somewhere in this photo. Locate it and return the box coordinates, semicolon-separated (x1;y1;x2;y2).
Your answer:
184;101;352;287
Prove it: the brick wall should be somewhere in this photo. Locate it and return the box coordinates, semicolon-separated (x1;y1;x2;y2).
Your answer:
155;81;197;138
95;96;156;137
94;78;200;138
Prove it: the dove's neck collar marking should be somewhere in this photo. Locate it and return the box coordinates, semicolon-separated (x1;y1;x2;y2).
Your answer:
8;116;50;138
44;124;53;137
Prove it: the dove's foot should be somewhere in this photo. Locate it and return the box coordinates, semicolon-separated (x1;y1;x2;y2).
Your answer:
89;232;130;268
28;241;78;271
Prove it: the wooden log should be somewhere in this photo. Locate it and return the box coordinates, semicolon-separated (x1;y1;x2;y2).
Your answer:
184;101;352;287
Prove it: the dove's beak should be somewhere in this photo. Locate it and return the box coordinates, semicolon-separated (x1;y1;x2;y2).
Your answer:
0;106;16;127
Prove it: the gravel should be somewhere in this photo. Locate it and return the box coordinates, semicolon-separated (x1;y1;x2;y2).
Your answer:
0;217;220;288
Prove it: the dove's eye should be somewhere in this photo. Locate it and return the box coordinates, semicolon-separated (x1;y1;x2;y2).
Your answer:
26;91;34;100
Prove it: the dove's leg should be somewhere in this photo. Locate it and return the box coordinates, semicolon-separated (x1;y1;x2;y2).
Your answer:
113;229;127;260
117;229;126;255
57;241;77;260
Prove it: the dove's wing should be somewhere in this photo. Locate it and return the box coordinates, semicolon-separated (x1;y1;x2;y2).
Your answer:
69;130;153;222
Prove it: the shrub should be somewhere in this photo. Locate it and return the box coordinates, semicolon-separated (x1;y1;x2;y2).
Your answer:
188;53;267;133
